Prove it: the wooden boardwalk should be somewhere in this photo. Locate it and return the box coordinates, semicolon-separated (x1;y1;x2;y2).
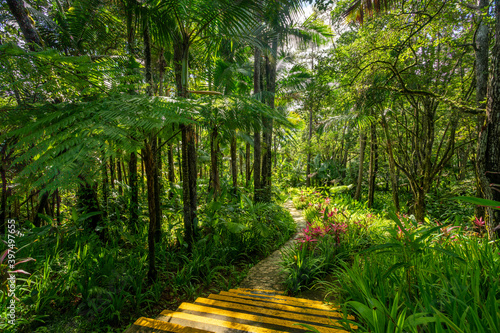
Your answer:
124;288;351;333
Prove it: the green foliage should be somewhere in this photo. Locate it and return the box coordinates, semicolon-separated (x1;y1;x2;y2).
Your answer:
0;192;295;332
283;188;389;294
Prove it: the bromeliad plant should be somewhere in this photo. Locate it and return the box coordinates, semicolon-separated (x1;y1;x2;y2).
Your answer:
0;245;35;298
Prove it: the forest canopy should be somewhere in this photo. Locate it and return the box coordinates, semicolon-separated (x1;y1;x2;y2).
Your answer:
1;0;500;332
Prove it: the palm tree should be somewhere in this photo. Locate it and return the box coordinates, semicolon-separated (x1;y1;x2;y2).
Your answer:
150;0;261;250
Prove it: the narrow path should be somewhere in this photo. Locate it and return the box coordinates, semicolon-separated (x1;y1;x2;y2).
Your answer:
238;201;306;291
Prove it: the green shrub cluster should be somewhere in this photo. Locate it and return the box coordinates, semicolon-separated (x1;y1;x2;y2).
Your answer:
0;196;295;332
285;188;499;332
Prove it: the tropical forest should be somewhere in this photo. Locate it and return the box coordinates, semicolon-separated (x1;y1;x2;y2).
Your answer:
1;0;500;332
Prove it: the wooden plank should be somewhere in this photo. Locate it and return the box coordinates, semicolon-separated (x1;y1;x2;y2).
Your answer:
228;289;326;306
219;291;333;311
177;303;348;333
236;288;286;295
156;310;175;323
194;297;344;326
168;311;286;333
130;317;213;333
208;294;346;319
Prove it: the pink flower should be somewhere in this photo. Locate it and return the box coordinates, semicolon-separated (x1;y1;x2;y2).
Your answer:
312;226;322;235
299;234;318;243
474;216;485;227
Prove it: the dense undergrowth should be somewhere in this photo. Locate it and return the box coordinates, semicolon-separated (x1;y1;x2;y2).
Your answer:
285;187;499;332
0;186;295;332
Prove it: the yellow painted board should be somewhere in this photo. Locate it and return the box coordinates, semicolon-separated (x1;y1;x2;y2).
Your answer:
133;317;212;333
156;310;174;323
177;302;348;333
195;297;345;326
236;288;286;295
220;291;333;311
208;294;346;319
160;310;175;316
228;289;326;306
169;311;288;333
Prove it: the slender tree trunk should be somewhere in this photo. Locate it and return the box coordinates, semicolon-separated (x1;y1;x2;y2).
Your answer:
110;156;115;190
231;134;238;193
117;157;123;195
154;137;162;243
253;47;262;202
178;142;182;182
181;124;197;251
354;132;367;201
367;121;378;208
139;154;144;195
144;140;157;282
478;0;500;239
6;0;43;51
175;41;197;251
143;21;157;282
209;127;221;198
33;192;50;227
381;116;400;212
474;0;490;219
129;151;139;233
56;188;60;224
168;143;175;198
414;187;426;223
261;41;277;202
239;149;243;177
306;107;313;187
246;142;251;187
102;153;109;217
77;179;102;234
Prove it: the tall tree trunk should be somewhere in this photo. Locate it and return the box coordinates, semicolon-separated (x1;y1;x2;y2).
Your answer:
240;148;243;177
129;151;139;233
246;142;251;187
261;41;277;202
110;156;115;190
102;153;109;217
117;157;123;195
231;134;238;194
367;121;378;208
178;142;182;182
121;161;128;185
143;21;157;282
381;116;400;212
33;191;50;227
253;47;262;202
55;188;61;224
354;132;367;201
474;0;490;219
175;41;197;251
168;143;175;198
477;0;500;239
77;180;102;235
154;138;162;242
306;107;313;187
144;140;157;282
6;0;43;51
209;127;221;198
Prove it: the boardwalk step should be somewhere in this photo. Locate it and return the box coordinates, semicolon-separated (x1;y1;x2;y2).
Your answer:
219;291;333;311
123;317;214;333
124;288;351;333
173;302;346;333
194;297;347;324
